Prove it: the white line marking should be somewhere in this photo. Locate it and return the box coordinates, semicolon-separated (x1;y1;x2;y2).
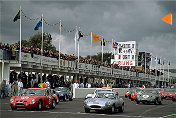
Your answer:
160;114;176;118
0;109;174;118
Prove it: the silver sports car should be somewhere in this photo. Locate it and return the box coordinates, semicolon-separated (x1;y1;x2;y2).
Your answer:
84;91;124;113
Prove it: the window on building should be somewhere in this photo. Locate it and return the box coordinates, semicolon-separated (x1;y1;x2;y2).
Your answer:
127;55;130;59
132;55;134;59
132;44;134;48
119;55;121;59
123;55;127;59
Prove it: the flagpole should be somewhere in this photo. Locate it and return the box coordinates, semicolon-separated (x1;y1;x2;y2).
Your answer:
90;32;93;60
19;6;22;73
102;39;103;62
41;14;43;66
19;6;22;62
145;52;146;81
78;27;80;63
114;40;115;59
59;20;61;68
163;58;165;87
168;61;169;86
159;59;161;88
75;26;77;55
150;53;152;84
112;39;113;59
155;56;157;87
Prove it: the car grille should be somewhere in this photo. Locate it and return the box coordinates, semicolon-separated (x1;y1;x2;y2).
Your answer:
16;103;24;105
90;105;101;108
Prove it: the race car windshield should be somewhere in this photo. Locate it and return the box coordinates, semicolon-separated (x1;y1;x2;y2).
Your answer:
143;90;157;94
23;89;45;95
164;89;175;92
55;87;67;91
104;93;115;99
95;90;112;93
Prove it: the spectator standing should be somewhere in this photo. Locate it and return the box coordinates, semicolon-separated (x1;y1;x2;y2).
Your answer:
11;46;16;60
11;80;18;96
99;82;103;88
73;82;79;88
18;79;23;96
46;79;50;88
80;82;84;88
0;80;6;98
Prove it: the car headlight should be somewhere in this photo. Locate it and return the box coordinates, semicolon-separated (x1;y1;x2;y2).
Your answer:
30;99;35;104
10;99;14;103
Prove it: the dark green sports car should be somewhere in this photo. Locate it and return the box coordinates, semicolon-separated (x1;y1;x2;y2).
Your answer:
136;89;162;105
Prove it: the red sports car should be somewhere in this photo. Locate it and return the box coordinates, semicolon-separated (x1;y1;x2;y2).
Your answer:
10;88;57;110
131;88;143;101
125;88;136;98
162;89;176;99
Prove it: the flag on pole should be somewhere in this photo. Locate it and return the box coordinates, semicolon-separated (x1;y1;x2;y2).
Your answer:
59;24;62;32
158;59;161;64
74;29;79;42
92;34;102;43
34;19;42;30
168;61;170;65
113;42;118;49
13;10;20;22
101;38;105;46
78;31;83;40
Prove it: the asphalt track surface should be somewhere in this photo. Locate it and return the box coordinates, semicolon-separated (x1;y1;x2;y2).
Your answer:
0;97;176;118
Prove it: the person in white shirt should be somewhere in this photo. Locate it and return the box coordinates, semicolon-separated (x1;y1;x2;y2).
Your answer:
18;79;23;96
45;79;50;88
73;82;79;88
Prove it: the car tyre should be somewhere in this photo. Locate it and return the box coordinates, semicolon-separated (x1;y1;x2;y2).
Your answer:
69;97;73;101
136;101;140;104
51;99;56;109
110;105;115;113
37;100;42;110
154;99;158;105
63;95;67;101
85;108;90;113
118;103;124;113
158;101;162;105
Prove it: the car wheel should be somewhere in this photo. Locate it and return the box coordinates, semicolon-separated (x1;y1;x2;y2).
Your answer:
63;95;67;101
154;99;158;105
131;98;134;101
125;95;127;98
118;103;124;113
158;101;162;105
110;105;115;113
136;101;140;104
56;98;59;104
85;108;90;113
52;99;56;109
37;100;42;110
172;98;175;102
11;107;17;110
69;97;73;101
142;101;146;104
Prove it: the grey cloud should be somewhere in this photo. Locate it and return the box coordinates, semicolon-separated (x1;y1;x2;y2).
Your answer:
1;1;175;68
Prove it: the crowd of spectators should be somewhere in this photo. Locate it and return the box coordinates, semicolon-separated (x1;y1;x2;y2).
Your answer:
0;42;157;75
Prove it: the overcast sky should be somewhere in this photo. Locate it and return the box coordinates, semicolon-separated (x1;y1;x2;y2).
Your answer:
0;0;176;68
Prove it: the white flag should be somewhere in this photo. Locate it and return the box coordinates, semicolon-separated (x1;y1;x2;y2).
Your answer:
74;29;79;53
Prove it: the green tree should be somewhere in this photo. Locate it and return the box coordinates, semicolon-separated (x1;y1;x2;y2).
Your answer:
87;52;112;63
17;33;56;52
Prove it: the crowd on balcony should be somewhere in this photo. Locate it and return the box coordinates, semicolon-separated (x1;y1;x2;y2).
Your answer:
0;42;157;75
